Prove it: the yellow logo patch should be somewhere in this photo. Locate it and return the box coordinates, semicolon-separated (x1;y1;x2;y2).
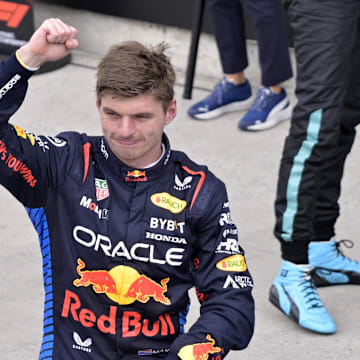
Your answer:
14;125;35;146
216;255;247;272
151;192;187;214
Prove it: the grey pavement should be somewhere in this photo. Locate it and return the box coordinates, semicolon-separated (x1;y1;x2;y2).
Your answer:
0;2;359;359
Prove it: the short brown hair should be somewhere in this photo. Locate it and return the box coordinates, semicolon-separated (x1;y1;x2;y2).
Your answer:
96;41;176;110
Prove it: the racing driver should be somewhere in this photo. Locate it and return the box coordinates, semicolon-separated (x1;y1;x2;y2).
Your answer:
0;18;254;359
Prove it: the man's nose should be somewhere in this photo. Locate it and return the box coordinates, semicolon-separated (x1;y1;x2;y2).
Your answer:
119;117;135;137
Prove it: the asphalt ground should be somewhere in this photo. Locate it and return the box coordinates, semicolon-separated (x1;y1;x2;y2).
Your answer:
0;2;359;359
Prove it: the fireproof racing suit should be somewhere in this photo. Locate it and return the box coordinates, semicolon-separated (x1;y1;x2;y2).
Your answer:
0;54;254;359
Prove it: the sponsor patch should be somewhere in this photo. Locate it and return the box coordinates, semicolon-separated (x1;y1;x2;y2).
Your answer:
95;178;109;201
138;348;170;356
146;231;187;245
14;125;35;145
216;238;240;255
45;136;67;147
178;334;222;360
72;332;92;353
62;290;176;337
222;228;238;238
0;74;21;99
80;195;109;219
216;254;247;272
73;225;185;266
223;275;253;289
151;193;187;214
219;211;233;226
126;170;147;182
101;138;109;159
174;174;192;191
32;133;50;152
73;258;171;305
149;217;185;234
0;139;37;187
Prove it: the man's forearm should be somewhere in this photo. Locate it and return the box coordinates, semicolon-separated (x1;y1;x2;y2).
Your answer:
17;45;43;69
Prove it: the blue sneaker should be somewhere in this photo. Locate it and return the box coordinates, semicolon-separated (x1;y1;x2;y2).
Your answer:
309;238;360;287
269;260;336;334
239;87;292;131
187;77;253;120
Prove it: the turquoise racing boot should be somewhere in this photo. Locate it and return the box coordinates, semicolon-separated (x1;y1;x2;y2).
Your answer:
309;238;360;286
269;260;336;334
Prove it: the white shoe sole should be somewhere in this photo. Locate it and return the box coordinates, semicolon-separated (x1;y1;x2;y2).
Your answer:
244;99;293;131
192;95;254;120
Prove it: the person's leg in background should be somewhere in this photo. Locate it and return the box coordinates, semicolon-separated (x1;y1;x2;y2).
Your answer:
188;0;254;121
309;13;360;287
238;0;293;131
271;0;360;334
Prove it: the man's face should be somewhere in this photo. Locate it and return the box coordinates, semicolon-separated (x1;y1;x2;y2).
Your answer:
97;94;176;168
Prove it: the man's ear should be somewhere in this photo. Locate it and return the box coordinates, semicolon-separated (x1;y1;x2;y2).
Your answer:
96;98;101;111
165;99;177;125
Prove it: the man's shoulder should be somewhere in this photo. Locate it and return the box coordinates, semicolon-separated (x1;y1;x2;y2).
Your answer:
53;131;102;183
170;150;226;215
171;149;222;186
53;131;103;155
55;131;101;145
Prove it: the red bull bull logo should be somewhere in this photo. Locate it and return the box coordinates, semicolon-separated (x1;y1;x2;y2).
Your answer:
178;335;222;360
126;170;147;182
73;258;118;294
125;275;170;305
72;259;171;306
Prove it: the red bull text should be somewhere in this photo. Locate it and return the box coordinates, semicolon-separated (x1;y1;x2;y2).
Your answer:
61;290;175;337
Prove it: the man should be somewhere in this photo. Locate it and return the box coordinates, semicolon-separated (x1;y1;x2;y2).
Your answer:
0;19;254;359
187;0;293;131
270;0;360;334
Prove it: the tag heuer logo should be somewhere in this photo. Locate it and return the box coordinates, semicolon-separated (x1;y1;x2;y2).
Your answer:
95;178;109;201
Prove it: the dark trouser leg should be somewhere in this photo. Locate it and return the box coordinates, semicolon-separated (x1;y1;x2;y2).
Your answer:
313;21;360;240
241;0;293;86
274;0;360;263
207;0;248;74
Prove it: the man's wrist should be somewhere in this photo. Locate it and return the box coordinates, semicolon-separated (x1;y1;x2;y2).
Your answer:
16;46;42;71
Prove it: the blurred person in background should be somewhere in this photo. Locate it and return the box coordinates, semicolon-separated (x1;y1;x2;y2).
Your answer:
270;0;360;334
188;0;293;131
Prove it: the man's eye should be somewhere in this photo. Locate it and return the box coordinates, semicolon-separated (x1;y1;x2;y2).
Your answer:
136;114;152;119
105;111;117;117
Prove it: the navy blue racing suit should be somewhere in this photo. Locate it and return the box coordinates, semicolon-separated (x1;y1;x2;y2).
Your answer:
0;53;254;359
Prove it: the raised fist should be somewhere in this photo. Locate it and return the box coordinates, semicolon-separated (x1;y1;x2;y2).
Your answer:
17;18;78;68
